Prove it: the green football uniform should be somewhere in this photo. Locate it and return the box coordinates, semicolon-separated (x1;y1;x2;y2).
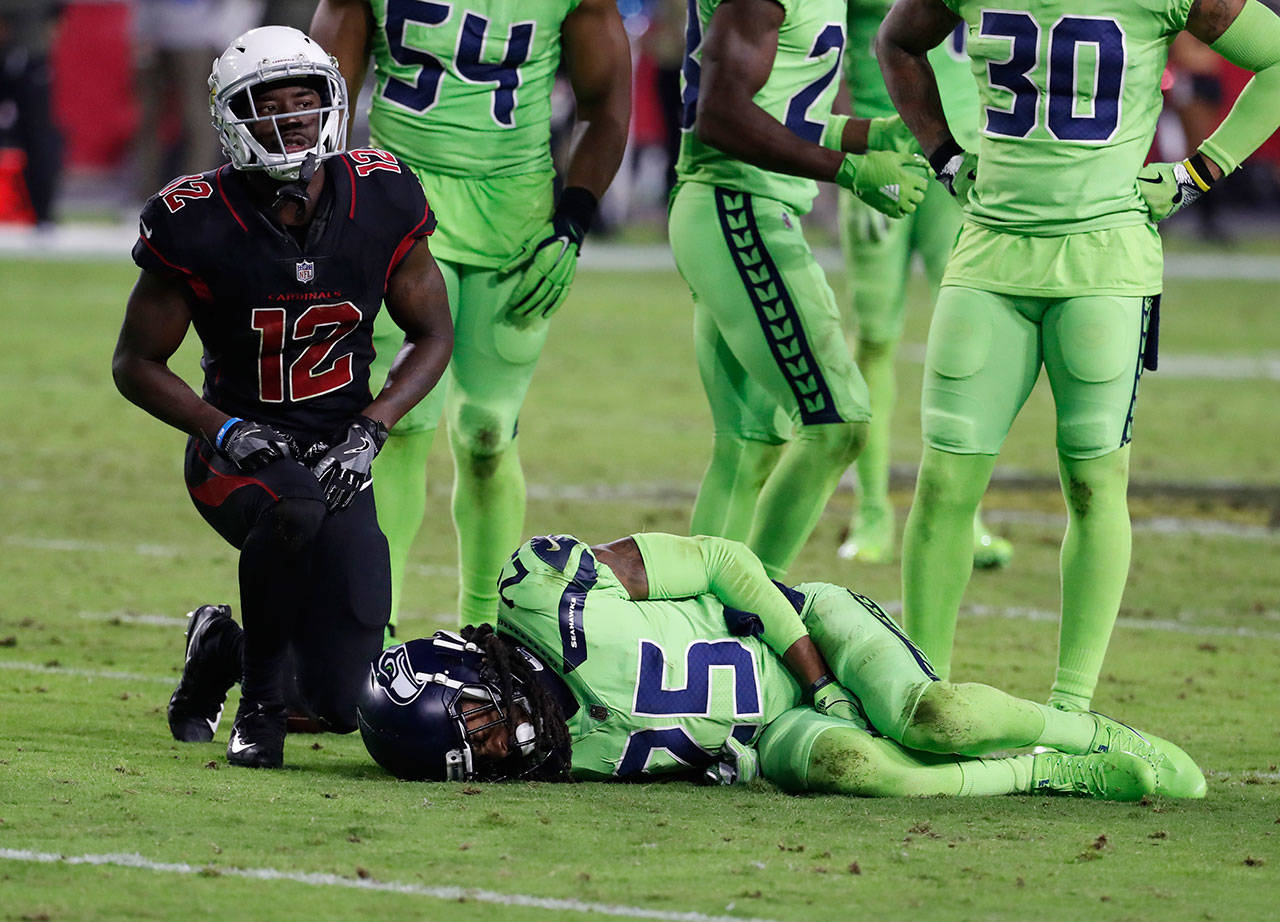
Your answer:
672;0;872;578
365;0;577;265
495;534;943;781
362;0;588;630
496;534;803;779
939;0;1195;295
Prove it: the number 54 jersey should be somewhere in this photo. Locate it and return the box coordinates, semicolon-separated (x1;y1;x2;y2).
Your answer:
131;154;435;442
496;535;804;781
944;0;1195;234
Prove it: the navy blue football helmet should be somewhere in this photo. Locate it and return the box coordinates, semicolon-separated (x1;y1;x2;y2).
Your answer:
356;632;539;781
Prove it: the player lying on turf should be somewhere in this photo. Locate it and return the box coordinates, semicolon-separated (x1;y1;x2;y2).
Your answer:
355;534;1205;801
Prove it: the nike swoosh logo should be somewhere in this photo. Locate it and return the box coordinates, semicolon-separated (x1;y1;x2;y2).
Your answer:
140;219;153;238
343;436;372;456
1137;175;1165;184
228;732;253;754
544;537;561;551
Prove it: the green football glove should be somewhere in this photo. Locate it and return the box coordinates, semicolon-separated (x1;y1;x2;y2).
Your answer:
701;736;760;786
1137;154;1216;223
835;151;930;218
865;114;922;155
811;675;860;723
500;187;597;328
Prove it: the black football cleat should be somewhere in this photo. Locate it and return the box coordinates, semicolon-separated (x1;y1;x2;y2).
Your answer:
168;604;240;743
226;698;287;769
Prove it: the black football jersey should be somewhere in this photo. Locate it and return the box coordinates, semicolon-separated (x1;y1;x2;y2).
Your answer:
132;150;435;442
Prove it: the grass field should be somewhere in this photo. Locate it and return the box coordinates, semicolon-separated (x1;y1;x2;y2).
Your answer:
2;252;1278;921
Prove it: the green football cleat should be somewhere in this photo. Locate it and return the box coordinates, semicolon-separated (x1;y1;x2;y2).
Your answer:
838;504;894;564
1088;713;1207;799
1030;750;1156;801
972;513;1013;570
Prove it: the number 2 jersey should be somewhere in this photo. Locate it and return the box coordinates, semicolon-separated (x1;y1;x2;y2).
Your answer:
676;0;848;215
131;153;435;442
496;535;803;781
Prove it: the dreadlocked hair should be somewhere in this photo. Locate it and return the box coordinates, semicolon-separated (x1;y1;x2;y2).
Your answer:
461;623;574;782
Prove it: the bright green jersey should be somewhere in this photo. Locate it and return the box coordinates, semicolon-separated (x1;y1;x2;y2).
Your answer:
844;0;979;148
675;0;847;214
366;0;578;178
496;535;802;780
943;0;1194;234
364;0;577;263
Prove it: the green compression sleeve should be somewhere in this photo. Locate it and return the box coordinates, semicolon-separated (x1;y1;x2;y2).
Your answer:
632;533;809;655
1200;0;1280;174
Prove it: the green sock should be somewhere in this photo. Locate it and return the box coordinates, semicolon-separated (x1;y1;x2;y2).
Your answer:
747;422;865;579
1032;701;1097;755
451;431;526;628
690;435;783;542
958;754;1035;796
372;428;436;638
1052;447;1132;706
850;337;897;534
900;448;998;679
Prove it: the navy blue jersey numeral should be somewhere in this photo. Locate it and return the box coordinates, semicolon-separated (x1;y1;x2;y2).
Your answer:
382;0;534;126
633;639;761;717
980;11;1124;143
679;0;703;131
454;12;535;126
782;24;845;144
1047;17;1124;141
383;0;451;113
981;10;1039;138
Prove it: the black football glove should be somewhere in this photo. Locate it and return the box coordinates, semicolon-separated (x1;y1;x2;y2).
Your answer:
215;418;297;473
309;415;389;512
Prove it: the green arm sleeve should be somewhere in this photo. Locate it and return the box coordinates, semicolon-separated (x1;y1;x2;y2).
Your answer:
1199;0;1280;174
631;533;809;656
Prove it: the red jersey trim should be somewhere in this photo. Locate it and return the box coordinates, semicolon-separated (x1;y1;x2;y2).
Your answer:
385;207;435;289
214;165;248;233
138;235;213;302
190;449;279;507
342;156;357;219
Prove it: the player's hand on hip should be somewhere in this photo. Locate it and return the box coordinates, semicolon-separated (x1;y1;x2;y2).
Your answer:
1137;159;1211;222
865;115;922;156
309;415;389;512
214;418;298;473
812;677;860;723
935;149;979;206
835;151;930;219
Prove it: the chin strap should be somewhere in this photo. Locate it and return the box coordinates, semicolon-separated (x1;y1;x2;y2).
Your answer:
271;153;319;220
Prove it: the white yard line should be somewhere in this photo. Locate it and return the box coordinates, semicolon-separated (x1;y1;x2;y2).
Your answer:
78;611;189;627
0;849;777;922
0;660;174;684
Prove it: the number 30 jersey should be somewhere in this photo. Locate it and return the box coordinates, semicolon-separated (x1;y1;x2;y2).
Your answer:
944;0;1196;234
676;0;847;214
131;154;434;441
496;535;803;781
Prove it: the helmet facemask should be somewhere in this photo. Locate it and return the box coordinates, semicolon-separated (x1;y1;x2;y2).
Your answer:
209;27;349;181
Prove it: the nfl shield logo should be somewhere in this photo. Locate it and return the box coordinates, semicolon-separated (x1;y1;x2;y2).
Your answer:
296;260;315;284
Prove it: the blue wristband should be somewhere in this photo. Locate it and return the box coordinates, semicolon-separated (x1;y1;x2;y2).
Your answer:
215;417;243;449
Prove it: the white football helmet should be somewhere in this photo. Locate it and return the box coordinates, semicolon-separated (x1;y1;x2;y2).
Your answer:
209;26;348;181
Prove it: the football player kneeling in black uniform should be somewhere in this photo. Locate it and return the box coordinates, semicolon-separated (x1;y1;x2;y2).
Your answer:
113;26;453;768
